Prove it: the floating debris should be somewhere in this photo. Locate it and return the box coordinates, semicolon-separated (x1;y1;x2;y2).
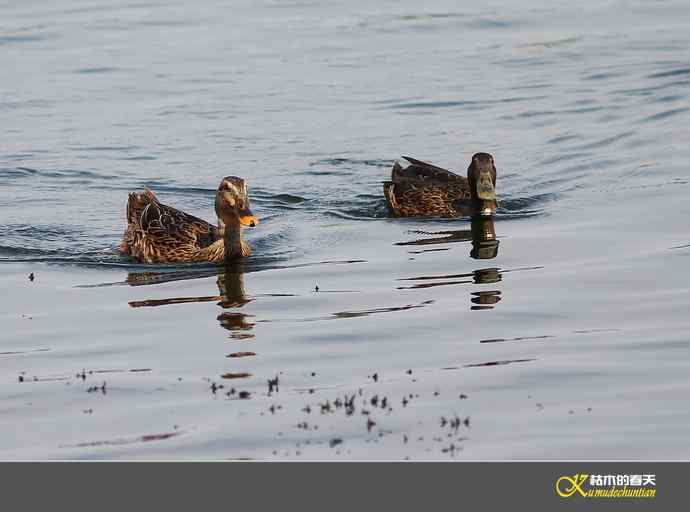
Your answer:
441;443;460;457
344;394;356;416
268;375;279;394
87;382;107;394
227;351;256;358
221;372;251;380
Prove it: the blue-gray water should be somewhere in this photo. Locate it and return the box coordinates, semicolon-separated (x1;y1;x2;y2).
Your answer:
1;0;689;459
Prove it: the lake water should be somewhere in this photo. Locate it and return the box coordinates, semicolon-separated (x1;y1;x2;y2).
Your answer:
1;0;689;460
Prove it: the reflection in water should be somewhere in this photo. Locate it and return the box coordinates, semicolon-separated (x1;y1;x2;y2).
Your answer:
463;358;536;368
397;267;503;288
128;294;222;307
469;218;499;260
216;272;252;308
397;267;504;310
216;273;255;341
441;358;537;370
126;269;257;378
332;300;434;319
473;268;502;284
217;312;255;331
396;217;506;310
396;217;499;260
254;299;435;323
125;269;219;287
127;271;253;313
217;312;256;340
471;290;502;310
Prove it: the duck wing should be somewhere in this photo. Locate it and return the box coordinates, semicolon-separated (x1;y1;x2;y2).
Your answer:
393;156;464;183
384;158;470;218
125;189;219;253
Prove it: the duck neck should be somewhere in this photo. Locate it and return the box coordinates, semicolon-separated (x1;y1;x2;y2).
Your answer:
221;219;244;259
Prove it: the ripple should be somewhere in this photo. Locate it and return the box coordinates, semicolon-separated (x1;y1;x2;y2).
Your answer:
4;166;120;182
62;431;183;449
639;107;690;123
387;100;480;110
473;18;513;29
75;67;120;74
572;131;633;150
648;68;690;79
311;157;393;168
0;34;46;45
384;96;543;111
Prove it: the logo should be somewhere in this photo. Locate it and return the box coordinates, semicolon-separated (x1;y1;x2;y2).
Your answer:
556;473;656;499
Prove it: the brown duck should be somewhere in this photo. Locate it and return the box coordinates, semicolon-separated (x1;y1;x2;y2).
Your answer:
383;152;497;217
120;176;258;263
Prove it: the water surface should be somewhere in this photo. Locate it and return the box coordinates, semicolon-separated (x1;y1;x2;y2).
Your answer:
2;0;690;459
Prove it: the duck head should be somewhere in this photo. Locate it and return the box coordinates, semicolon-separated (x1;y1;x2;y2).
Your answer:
215;176;258;228
467;152;497;216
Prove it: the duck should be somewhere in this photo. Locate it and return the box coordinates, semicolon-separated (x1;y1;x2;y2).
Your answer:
120;176;258;263
383;152;497;218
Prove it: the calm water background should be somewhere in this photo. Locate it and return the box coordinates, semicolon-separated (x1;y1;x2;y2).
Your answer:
1;0;689;459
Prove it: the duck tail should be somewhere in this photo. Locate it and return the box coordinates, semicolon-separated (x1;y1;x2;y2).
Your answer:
384;161;406;216
383;181;398;216
391;160;405;182
126;189;157;224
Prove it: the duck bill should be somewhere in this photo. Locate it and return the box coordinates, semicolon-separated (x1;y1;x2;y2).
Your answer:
238;210;258;227
476;173;496;201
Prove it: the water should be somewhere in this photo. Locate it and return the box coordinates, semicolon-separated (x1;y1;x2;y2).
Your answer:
1;0;689;459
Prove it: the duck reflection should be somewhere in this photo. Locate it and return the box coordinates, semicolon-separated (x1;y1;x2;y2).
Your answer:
471;290;502;310
216;272;255;340
396;217;499;260
469;217;499;260
127;269;256;339
396;217;503;310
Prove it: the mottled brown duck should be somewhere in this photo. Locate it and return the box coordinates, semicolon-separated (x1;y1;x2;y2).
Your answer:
383;152;497;217
120;176;258;263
